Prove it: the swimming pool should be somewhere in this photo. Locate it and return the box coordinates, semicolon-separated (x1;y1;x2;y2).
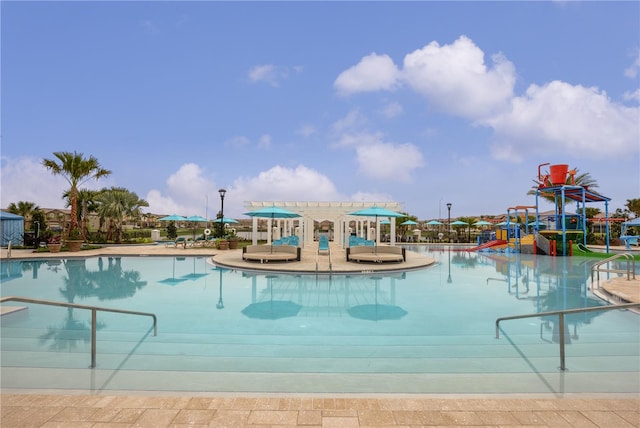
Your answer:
1;246;638;394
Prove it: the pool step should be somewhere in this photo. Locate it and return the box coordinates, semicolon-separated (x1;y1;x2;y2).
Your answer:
2;328;638;374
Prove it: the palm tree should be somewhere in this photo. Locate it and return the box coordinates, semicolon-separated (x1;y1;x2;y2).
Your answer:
626;198;640;218
7;201;39;229
63;188;101;240
95;187;149;243
42;151;111;239
527;168;598;214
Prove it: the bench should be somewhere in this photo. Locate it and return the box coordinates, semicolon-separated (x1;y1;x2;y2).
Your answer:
242;244;301;263
346;245;405;263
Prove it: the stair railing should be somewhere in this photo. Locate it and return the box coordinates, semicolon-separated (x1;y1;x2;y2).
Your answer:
1;296;157;368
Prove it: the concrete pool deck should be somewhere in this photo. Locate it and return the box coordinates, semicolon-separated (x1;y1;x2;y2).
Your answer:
1;243;639;427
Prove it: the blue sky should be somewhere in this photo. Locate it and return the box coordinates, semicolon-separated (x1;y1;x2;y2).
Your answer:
2;1;638;220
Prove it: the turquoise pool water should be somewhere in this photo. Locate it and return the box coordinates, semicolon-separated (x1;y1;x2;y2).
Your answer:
1;246;638;394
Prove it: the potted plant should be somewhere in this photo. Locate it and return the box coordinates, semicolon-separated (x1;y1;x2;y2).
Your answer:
65;227;83;252
48;234;62;253
217;238;229;250
226;232;239;250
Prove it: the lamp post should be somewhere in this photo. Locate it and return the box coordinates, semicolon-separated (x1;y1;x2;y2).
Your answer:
446;202;452;243
218;188;226;237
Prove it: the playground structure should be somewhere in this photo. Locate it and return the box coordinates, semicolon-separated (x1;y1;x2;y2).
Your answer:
470;163;613;256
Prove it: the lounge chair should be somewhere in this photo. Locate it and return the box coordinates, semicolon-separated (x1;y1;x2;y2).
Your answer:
318;236;330;254
165;237;188;248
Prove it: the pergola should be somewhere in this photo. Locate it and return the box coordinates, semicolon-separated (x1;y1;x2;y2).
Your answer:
244;201;404;248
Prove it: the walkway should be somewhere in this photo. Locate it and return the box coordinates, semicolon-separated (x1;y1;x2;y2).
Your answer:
1;243;638;427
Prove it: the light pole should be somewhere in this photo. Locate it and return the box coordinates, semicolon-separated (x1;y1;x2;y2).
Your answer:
218;188;226;237
446;202;452;243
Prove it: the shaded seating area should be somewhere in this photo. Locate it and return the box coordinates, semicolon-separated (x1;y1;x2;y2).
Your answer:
348;236;375;247
273;235;300;246
346;245;405;263
242;245;301;263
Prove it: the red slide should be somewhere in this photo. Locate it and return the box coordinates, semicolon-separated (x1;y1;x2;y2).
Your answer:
465;240;507;252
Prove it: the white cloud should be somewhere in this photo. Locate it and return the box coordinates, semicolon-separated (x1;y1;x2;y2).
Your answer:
232;165;342;203
146;163;215;216
623;89;640;102
487;81;640;161
334;53;400;96
401;36;515;120
248;64;299;87
356;141;424;182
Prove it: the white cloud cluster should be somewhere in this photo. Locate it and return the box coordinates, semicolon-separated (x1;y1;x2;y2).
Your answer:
145;164;344;218
488;81;639;161
330;110;425;182
402;36;515;120
334;35;639;163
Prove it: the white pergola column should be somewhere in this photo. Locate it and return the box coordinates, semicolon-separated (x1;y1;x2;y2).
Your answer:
252;217;259;245
390;218;397;246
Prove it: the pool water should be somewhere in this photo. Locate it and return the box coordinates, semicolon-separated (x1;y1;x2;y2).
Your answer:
1;246;638;394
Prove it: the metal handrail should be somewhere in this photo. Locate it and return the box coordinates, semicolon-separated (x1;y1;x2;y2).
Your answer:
0;296;157;368
591;253;636;290
496;303;640;370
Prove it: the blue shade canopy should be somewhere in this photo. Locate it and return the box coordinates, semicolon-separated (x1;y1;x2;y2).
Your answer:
425;220;443;225
348;206;404;218
379;219;391;225
186;215;208;222
473;221;493;226
213;217;239;224
244;206;301;219
159;214;187;221
623;217;640;226
401;220;418;225
451;220;469;226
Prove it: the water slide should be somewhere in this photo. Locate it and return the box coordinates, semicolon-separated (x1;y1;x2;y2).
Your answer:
466;240;507;252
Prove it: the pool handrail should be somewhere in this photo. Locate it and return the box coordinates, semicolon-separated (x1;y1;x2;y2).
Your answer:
495;302;640;371
590;253;636;291
0;296;157;368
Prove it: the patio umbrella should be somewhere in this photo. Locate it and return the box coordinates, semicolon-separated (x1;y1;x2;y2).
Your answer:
401;220;418;226
425;220;443;225
186;215;208;223
349;206;404;219
450;220;468;226
348;206;404;249
245;206;301;251
159;214;187;221
186;215;209;238
212;217;239;224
